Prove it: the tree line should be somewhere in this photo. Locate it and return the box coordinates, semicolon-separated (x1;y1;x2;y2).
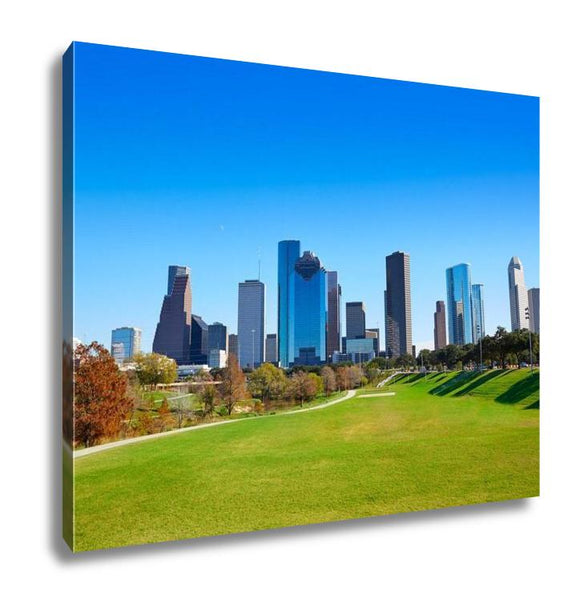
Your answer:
72;344;373;449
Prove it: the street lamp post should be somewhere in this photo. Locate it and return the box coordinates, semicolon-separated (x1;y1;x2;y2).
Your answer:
476;324;483;371
525;307;533;372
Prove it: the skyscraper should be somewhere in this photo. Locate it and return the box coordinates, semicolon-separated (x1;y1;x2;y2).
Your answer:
238;279;265;369
346;302;366;339
208;322;228;353
433;300;447;350
528;287;540;333
111;326;142;362
265;333;278;364
228;333;238;359
508;256;529;331
472;284;485;341
385;251;412;358
153;266;192;364
365;328;380;355
292;251;327;366
190;314;208;364
278;240;301;368
326;271;341;360
446;263;474;345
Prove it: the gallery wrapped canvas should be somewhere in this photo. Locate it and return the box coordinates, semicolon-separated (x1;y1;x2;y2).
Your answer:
62;42;539;552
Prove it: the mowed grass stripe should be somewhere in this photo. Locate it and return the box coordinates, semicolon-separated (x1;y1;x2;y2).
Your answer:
73;370;539;551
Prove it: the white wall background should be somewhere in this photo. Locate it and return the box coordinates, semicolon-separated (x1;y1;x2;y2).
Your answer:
2;1;578;613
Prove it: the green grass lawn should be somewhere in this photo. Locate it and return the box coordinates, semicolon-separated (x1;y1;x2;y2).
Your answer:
72;369;539;551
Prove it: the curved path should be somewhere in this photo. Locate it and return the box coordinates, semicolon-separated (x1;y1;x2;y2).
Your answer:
74;390;356;459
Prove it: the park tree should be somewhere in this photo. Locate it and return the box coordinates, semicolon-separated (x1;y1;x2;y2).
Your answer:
347;365;364;388
290;371;318;406
320;366;337;396
394;353;415;370
308;372;323;397
417;349;431;369
247;363;288;403
133;352;177;387
74;342;134;448
156;397;172;432
200;384;218;416
336;366;350;391
219;354;248;415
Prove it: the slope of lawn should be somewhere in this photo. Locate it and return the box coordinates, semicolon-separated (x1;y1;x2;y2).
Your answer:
73;369;539;551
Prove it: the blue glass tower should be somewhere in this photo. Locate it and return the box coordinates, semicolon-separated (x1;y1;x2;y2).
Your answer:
446;263;474;345
472;283;485;341
278;240;300;368
292;251;327;366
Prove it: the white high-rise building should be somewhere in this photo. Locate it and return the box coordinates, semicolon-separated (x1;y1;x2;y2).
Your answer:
237;280;265;369
508;256;529;331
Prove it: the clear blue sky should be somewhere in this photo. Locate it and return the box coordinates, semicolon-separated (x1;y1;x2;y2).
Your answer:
72;42;539;353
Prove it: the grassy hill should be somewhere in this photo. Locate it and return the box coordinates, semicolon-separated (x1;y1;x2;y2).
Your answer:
73;369;539;551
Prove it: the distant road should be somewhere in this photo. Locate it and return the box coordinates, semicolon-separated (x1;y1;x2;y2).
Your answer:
74;389;356;459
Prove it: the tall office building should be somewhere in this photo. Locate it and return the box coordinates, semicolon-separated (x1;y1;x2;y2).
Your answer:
208;322;228;353
190;314;208;364
111;326;142;362
228;333;238;359
265;333;278;364
237;279;265;369
472;284;485;341
278;240;301;368
365;328;380;355
385;251;412;358
153;266;192;364
528;288;540;333
292;251;327;365
326;271;341;360
508;256;529;331
446;263;474;345
433;300;447;350
346;302;366;339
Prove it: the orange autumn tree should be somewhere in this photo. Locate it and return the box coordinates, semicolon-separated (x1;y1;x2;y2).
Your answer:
74;342;134;448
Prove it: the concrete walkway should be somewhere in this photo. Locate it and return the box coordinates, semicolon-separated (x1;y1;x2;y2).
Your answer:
357;392;396;398
74;389;356;459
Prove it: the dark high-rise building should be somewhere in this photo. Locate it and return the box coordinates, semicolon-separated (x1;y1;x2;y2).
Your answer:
326;271;341;361
472;284;485;341
208;322;228;353
528;288;540;333
433;300;447;350
365;328;380;355
292;251;327;366
153;266;192;364
446;263;474;345
265;333;278;364
385;251;412;358
346;302;366;340
238;280;265;369
228;333;238;359
278;240;301;368
190;314;208;364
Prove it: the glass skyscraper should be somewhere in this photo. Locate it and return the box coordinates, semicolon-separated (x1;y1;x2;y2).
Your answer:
237;280;265;369
111;327;142;362
326;271;341;361
292;251;327;366
446;263;474;345
385;251;412;358
472;284;485;341
278;240;301;368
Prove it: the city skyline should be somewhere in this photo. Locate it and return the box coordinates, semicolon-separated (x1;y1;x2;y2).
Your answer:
73;43;539;353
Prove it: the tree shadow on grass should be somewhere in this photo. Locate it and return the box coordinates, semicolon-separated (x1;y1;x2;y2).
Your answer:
429;371;474;396
496;371;540;406
452;369;506;397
